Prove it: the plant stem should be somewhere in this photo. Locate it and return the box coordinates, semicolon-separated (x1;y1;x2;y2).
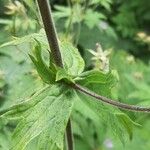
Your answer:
73;83;150;113
37;0;63;67
65;10;73;39
66;119;74;150
36;2;149;150
74;22;81;46
36;1;74;150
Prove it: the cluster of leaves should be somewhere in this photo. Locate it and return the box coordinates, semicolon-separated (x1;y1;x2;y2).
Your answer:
0;40;44;149
108;50;150;150
53;0;117;44
111;51;150;104
0;0;39;35
0;28;143;150
112;0;150;38
0;0;150;150
53;0;150;59
53;0;111;28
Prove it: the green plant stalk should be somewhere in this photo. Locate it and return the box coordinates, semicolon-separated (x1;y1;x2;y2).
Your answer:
67;0;72;8
65;10;73;39
37;1;74;150
37;0;63;67
74;22;81;46
36;0;150;149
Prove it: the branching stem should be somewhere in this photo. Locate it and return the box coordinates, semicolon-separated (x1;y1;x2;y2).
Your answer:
36;1;73;150
36;0;150;149
73;83;150;113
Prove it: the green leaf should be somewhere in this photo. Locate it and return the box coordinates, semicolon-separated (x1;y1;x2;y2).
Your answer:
0;126;11;150
76;68;137;143
0;34;36;48
23;0;37;15
0;29;48;49
60;42;85;77
77;70;118;96
1;84;75;150
54;5;82;25
77;92;139;144
90;0;112;10
72;96;106;149
84;9;106;29
53;5;71;19
29;41;55;84
115;113;141;140
0;47;43;111
56;68;74;83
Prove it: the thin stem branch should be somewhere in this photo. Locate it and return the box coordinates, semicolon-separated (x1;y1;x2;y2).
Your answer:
37;0;63;67
66;119;74;150
65;10;73;38
73;83;150;113
36;1;74;150
67;0;72;8
74;22;81;46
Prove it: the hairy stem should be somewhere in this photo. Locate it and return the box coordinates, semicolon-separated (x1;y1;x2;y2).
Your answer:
73;83;150;113
37;0;63;67
36;1;74;150
66;119;74;150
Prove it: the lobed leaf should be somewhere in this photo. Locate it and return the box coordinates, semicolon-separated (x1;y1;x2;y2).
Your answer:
76;69;138;143
0;29;48;49
84;9;106;29
115;113;141;140
29;41;55;84
1;84;76;150
77;70;118;96
72;96;106;149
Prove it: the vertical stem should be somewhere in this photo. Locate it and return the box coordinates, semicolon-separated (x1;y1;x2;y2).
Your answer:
36;1;74;150
65;0;73;39
74;22;81;46
37;0;63;67
67;0;72;8
66;119;74;150
65;10;73;38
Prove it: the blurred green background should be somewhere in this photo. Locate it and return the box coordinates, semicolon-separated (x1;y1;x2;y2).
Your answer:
0;0;150;150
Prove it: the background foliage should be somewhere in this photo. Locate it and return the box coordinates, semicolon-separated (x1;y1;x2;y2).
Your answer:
0;0;150;150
